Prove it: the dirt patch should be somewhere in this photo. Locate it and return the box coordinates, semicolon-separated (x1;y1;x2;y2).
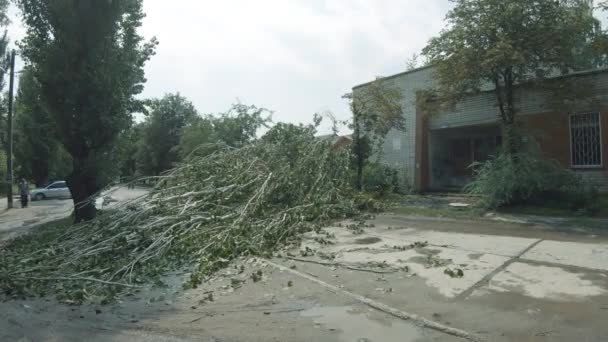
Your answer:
354;237;382;245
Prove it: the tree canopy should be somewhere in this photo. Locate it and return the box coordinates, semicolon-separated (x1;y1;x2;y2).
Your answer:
137;93;198;176
178;104;271;159
17;0;157;221
346;79;404;190
14;67;71;187
423;0;601;152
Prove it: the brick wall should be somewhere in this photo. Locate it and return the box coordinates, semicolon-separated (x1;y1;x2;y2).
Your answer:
521;111;608;192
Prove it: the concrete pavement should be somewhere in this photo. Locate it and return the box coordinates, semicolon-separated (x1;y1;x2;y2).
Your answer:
1;212;607;341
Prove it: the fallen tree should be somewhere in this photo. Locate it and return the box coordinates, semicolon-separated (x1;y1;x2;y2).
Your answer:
0;135;377;303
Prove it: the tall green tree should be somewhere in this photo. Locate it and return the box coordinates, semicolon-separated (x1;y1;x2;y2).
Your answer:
345;79;404;191
178;116;215;159
0;0;12;156
211;104;271;147
17;0;157;221
115;122;144;179
13;67;71;187
0;31;11;139
423;0;601;153
0;30;10;185
0;0;12;191
137;94;197;176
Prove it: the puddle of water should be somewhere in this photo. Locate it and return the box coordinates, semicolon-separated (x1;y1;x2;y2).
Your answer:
301;306;423;342
354;237;382;245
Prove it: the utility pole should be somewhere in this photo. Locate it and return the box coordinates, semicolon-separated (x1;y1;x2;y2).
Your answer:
5;49;15;209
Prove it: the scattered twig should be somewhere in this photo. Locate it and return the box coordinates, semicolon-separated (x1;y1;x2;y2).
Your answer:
286;256;400;274
16;276;141;288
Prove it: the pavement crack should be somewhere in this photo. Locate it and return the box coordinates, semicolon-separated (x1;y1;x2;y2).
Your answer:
266;259;486;342
455;239;544;301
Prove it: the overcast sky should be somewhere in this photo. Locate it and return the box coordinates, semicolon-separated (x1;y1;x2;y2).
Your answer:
9;1;453;134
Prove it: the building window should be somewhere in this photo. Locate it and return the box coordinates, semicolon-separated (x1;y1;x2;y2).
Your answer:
570;112;602;167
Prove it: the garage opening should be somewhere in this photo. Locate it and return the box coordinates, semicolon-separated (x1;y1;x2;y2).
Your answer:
429;124;502;190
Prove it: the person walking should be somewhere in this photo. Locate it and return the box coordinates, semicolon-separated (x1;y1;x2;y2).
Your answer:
19;178;29;208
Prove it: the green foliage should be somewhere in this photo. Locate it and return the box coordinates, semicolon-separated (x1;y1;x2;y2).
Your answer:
137;94;197;175
466;152;598;211
17;0;157;221
349;80;404;141
423;0;601;152
0;149;5;193
0;129;372;303
212;104;271;147
178;116;215;159
0;31;12;148
346;78;404;191
114;123;144;179
261;121;317;166
362;163;399;196
0;0;8;27
13;67;71;187
178;104;271;159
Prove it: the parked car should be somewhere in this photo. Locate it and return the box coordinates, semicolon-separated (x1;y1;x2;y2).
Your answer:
30;181;72;201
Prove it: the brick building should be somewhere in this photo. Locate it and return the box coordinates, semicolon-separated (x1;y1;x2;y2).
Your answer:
353;66;608;193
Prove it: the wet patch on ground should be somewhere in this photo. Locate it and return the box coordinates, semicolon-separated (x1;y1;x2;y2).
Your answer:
468;253;483;260
301;305;424;342
480;262;608;302
354;237;382;245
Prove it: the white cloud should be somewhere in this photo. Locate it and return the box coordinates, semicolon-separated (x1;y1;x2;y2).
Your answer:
7;0;453;134
140;0;452;133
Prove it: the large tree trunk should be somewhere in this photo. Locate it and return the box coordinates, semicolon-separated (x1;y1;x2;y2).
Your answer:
502;123;518;155
494;71;518;155
67;156;98;223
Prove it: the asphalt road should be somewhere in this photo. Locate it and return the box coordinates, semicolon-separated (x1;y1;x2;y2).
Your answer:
0;186;149;241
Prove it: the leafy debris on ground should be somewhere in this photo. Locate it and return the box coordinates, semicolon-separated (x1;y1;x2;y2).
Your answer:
300;246;316;257
444;268;464;278
392;241;429;251
0;137;379;303
425;255;453;269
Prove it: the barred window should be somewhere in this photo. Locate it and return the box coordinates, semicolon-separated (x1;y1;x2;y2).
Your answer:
570;113;602;167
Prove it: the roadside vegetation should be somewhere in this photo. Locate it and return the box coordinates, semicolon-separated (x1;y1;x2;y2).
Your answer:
3;0;608;306
0;119;390;303
466;152;600;214
422;0;606;216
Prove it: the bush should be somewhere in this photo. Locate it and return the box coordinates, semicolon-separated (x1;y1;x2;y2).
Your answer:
466;152;598;211
362;163;400;196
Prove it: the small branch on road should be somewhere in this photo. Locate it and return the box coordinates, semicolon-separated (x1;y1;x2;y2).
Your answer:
15;276;141;288
285;256;400;274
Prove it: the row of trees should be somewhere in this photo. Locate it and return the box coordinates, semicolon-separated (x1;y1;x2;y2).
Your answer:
9;0;608;221
118;97;271;178
14;90;273;186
